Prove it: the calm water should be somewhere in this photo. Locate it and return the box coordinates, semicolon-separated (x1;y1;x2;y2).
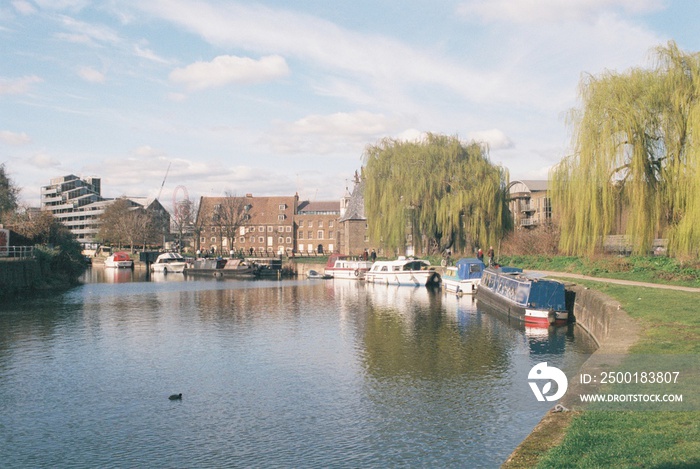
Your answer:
0;267;596;468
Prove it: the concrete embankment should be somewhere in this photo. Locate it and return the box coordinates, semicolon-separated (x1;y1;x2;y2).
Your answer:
502;283;642;468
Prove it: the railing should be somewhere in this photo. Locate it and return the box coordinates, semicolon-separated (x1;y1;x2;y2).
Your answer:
0;246;35;259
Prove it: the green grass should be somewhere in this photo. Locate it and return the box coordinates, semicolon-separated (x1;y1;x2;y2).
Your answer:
530;281;700;468
500;255;700;288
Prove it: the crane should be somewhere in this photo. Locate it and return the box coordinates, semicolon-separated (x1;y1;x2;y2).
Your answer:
157;162;171;201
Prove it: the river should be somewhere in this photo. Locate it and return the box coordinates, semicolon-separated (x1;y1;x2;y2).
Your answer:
0;267;595;468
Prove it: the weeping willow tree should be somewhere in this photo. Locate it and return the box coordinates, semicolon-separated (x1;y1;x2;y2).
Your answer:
363;133;510;255
552;41;700;257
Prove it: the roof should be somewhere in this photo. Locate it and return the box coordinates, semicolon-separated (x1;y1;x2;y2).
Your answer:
339;179;365;222
297;200;340;214
197;195;297;226
509;180;549;193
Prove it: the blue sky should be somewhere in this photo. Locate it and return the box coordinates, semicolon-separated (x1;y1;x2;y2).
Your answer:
2;0;699;210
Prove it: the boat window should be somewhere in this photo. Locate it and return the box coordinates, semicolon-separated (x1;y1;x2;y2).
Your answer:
381;266;388;272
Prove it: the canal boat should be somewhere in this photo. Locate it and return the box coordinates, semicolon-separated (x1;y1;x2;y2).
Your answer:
184;258;257;278
476;266;568;326
323;254;373;280
150;252;188;273
364;257;441;287
104;251;133;268
442;257;485;295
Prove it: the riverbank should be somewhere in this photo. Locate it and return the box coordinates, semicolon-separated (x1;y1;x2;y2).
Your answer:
0;253;85;299
503;269;700;468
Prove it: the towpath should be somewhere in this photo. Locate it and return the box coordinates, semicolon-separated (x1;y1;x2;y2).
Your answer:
525;270;700;293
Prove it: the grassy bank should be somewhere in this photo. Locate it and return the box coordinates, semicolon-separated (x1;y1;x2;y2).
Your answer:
503;260;700;467
500;254;700;288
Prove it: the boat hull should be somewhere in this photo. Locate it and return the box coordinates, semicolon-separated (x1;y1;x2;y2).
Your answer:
151;263;187;274
442;277;479;295
104;260;133;268
325;268;366;280
476;280;568;326
365;270;440;287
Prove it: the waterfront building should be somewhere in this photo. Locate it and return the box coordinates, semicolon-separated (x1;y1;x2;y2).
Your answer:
196;194;298;256
508;180;552;229
338;178;371;257
41;174;170;246
296;200;340;254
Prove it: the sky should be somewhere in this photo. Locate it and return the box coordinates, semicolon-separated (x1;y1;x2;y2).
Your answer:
2;0;700;211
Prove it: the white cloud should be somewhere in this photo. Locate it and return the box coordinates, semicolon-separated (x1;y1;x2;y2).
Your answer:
12;1;37;15
268;111;398;155
133;44;172;64
78;66;105;83
0;75;42;94
169;55;290;91
0;130;31;145
456;0;665;24
467;129;514;150
29;152;61;168
56;14;121;46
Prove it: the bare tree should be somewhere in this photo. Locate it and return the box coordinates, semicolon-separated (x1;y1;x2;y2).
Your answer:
215;192;248;255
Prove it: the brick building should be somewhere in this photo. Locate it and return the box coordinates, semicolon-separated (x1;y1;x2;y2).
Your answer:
295;200;340;254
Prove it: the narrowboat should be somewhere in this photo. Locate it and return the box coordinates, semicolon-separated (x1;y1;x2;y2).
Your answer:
441;257;485;294
476;266;568;326
364;257;441;287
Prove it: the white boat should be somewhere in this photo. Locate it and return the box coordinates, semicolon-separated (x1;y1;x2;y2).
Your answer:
442;258;485;295
307;269;332;279
323;254;374;280
364;257;441;286
150;252;188;273
104;251;133;268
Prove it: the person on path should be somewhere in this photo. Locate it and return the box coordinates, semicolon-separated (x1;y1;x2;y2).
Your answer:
487;246;494;266
476;248;483;262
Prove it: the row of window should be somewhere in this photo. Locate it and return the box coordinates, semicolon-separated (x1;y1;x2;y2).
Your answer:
203;236;294;245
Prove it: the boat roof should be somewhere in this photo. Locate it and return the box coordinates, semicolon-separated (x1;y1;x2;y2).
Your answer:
156;252;184;259
372;258;430;266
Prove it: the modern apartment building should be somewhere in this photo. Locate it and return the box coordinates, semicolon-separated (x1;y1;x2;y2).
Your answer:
508;180;552;229
41;174;169;246
40;175;107;244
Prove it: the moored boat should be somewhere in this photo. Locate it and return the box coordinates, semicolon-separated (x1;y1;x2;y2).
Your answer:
475;266;568;326
307;269;332;279
364;257;441;287
323;254;373;280
184;258;257;278
150;252;188;273
442;257;485;295
104;251;133;268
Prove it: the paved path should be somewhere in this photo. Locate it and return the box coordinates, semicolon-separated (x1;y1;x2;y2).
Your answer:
525;270;700;293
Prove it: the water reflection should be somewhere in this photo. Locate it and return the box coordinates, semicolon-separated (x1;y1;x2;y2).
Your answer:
0;273;596;468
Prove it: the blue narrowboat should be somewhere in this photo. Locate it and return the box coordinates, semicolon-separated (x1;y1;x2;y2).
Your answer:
476;266;568;326
441;257;486;294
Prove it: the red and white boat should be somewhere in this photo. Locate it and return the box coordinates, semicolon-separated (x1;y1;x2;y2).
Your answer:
323;254;373;280
104;251;133;268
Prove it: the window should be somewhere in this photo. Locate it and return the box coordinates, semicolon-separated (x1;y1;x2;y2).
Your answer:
258;236;264;243
285;226;291;232
267;226;273;232
250;226;256;232
279;204;287;210
259;226;264;232
200;237;205;243
318;221;323;228
329;221;334;228
299;232;304;239
329;231;334;238
308;231;313;239
278;225;284;232
286;237;291;244
211;237;216;243
278;237;284;244
240;236;245;243
317;230;324;239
